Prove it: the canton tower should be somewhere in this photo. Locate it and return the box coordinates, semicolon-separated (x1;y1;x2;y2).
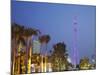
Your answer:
73;16;79;68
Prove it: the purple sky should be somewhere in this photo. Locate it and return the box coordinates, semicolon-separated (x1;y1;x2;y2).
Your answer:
11;1;96;64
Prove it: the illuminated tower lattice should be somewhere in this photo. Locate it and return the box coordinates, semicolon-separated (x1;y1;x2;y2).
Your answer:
73;16;78;68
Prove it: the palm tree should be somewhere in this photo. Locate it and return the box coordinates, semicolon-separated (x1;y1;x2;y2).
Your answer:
39;35;50;54
39;35;50;72
23;27;38;73
12;23;40;74
11;23;25;74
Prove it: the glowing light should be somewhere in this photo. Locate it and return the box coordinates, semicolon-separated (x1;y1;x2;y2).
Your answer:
41;55;44;72
67;57;71;63
27;46;32;73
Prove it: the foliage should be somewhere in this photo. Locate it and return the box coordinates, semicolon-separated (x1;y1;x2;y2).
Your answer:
51;42;69;71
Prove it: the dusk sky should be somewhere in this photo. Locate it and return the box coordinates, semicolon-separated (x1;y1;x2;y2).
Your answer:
11;1;96;64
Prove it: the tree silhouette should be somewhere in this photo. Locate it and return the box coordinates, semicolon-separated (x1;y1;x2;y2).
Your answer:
11;23;40;74
11;23;25;74
51;42;69;71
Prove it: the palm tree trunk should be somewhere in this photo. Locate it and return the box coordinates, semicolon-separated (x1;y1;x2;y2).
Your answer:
12;38;16;75
17;42;22;74
27;37;32;73
44;44;47;72
25;37;29;73
40;44;43;72
12;37;18;75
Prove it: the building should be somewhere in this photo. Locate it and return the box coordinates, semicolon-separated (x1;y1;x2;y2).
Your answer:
32;40;41;54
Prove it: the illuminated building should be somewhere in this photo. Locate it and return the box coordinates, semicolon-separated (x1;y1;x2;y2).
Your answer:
32;40;41;54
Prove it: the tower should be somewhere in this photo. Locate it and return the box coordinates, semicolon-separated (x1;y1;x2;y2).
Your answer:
73;16;78;68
